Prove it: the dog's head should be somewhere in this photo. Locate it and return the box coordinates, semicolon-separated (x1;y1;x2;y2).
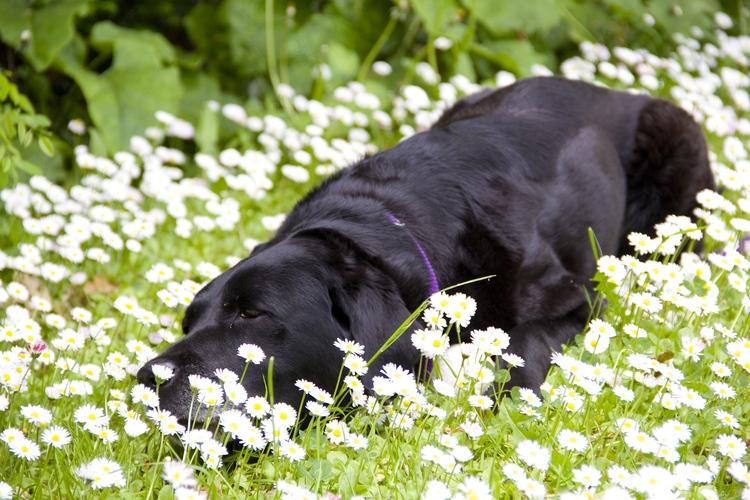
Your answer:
136;232;421;425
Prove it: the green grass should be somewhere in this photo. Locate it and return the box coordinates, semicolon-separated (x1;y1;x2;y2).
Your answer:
1;21;750;500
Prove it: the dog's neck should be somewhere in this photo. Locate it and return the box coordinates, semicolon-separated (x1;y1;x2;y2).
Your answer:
385;213;440;297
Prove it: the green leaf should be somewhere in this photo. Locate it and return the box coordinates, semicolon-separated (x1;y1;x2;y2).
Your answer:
7;84;18;103
183;3;222;56
495;368;511;384
454;51;476;81
219;0;288;79
470;0;561;36
558;0;610;43
27;0;89;71
118;491;138;500
178;71;228;126
410;0;461;36
326;450;349;468
56;26;184;152
648;0;719;34
22;129;33;147
3;115;15;139
287;12;360;62
23;113;51;129
156;485;174;500
88;66;183;152
326;42;360;84
329;0;394;56
13;93;34;114
88;127;108;157
338;459;363;496
0;0;31;47
285;12;361;93
606;0;644;15
0;79;9;102
303;459;334;482
476;39;551;76
13;156;42;175
38;135;54;157
17;121;27;145
90;21;176;70
196;104;219;155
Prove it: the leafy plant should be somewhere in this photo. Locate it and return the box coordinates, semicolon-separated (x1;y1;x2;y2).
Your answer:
0;70;55;188
0;0;730;168
1;14;750;496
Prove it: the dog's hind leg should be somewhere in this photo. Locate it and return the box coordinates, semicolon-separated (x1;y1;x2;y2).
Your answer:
492;126;626;393
617;100;715;255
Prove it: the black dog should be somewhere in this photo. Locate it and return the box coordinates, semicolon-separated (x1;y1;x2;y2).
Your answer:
137;77;714;421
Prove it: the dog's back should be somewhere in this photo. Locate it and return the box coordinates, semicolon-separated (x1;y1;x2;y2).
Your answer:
435;77;715;255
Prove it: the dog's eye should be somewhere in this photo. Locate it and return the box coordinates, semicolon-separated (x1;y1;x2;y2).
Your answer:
239;309;263;320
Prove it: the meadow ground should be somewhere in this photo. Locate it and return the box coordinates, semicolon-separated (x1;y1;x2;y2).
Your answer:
2;15;750;500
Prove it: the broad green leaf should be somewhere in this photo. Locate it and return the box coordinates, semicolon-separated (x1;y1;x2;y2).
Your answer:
285;12;361;92
326;42;360;84
558;0;610;43
477;39;551;76
304;458;334;482
0;0;30;47
91;21;176;70
285;13;359;93
183;3;222;55
442;22;470;46
410;0;461;36
361;79;391;105
27;0;88;71
330;0;393;54
607;0;644;15
57;27;184;152
220;0;289;79
326;450;349;468
648;0;719;34
470;0;561;36
286;12;360;62
81;66;183;152
156;485;174;500
88;127;108;157
454;51;477;81
179;71;229;125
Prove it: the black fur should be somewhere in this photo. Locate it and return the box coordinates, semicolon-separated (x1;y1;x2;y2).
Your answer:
137;77;714;421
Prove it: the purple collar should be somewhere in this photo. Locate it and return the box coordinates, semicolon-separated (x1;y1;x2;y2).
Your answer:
386;214;440;297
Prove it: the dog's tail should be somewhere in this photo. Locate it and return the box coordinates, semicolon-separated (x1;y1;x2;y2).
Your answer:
618;99;715;255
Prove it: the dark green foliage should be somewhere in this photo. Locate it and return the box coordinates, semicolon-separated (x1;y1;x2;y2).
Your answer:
0;0;738;186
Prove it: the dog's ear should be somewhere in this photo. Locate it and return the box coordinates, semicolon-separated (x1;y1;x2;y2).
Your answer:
295;228;423;390
327;265;422;392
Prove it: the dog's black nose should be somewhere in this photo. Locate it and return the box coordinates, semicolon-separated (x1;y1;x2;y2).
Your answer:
136;359;178;389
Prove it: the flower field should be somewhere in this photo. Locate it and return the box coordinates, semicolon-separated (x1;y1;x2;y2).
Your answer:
2;13;750;500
